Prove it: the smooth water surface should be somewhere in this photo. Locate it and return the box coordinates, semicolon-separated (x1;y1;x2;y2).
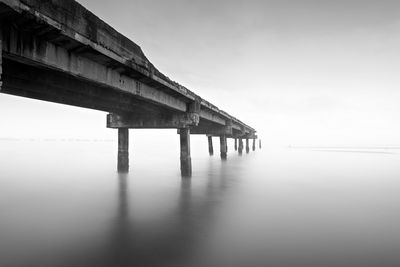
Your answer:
0;138;400;267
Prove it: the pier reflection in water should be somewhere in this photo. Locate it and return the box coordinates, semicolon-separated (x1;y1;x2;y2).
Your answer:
1;140;400;267
105;159;235;267
0;140;241;267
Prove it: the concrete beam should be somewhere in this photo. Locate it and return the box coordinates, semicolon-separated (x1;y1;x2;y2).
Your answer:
238;125;247;138
199;99;255;133
226;119;233;136
2;25;188;112
190;119;233;135
0;0;257;135
190;125;232;135
234;132;257;139
1;59;158;114
199;109;226;125
107;112;199;129
0;0;199;100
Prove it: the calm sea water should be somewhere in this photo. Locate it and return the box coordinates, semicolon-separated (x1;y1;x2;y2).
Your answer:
0;137;400;267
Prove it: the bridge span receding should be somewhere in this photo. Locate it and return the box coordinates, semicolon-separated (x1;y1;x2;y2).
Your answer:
0;0;257;176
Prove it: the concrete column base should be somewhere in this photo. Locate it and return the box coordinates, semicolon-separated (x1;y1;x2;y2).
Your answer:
220;135;227;160
117;128;129;172
208;135;214;156
180;128;192;177
238;138;244;155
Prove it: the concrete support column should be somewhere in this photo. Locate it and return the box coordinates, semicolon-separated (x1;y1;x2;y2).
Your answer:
252;138;256;151
234;138;238;151
220;135;227;160
117;128;129;172
259;139;262;149
207;135;214;156
0;29;2;90
238;138;244;155
180;128;192;177
246;138;250;153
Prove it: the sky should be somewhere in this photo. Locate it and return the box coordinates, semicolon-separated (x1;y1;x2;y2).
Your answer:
1;0;400;146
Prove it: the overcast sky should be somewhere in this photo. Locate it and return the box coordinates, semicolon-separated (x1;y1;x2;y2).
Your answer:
1;0;399;146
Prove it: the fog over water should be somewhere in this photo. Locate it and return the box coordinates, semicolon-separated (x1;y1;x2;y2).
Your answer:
1;0;400;266
0;139;400;267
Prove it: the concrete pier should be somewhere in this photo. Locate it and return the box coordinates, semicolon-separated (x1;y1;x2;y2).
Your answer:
238;138;244;155
180;128;192;177
0;0;257;176
246;138;250;153
118;128;129;173
252;138;256;151
234;138;238;151
208;136;214;156
220;135;227;160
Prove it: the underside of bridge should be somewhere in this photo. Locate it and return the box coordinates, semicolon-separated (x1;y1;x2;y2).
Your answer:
0;0;258;177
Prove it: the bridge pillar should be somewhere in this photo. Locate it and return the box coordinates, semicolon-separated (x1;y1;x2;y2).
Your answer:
220;135;227;160
0;29;2;90
118;128;129;172
246;138;250;153
207;135;214;156
234;138;237;151
238;138;244;155
225;120;232;153
252;138;256;151
180;128;192;177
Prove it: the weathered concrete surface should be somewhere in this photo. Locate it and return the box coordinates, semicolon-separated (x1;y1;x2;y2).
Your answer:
180;128;191;177
220;135;227;160
238;139;244;155
0;0;258;175
208;136;214;156
107;112;199;129
0;0;256;137
118;128;129;172
190;124;232;136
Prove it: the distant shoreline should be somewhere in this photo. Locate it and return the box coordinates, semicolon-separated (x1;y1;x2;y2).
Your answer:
0;137;115;142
